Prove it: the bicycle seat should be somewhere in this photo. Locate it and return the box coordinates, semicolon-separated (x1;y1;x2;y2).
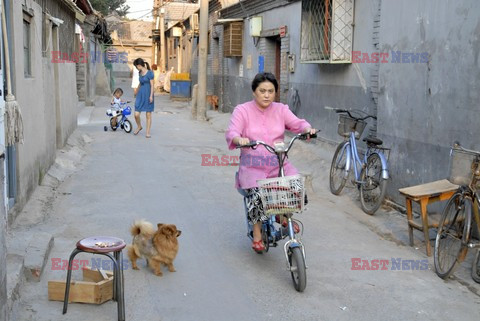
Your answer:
363;136;383;146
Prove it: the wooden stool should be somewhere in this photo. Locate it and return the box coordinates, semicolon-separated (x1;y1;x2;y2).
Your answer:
63;236;126;321
399;179;459;256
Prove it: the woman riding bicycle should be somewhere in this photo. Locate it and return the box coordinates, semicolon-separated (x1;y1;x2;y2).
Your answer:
225;72;316;252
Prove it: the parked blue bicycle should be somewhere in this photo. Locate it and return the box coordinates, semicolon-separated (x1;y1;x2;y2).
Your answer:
326;107;389;214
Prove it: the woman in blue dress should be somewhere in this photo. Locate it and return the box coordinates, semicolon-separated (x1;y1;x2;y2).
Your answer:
133;58;154;138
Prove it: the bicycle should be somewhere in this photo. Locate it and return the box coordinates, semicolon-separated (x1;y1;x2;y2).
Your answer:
104;102;133;133
326;107;389;214
237;132;317;292
434;142;480;282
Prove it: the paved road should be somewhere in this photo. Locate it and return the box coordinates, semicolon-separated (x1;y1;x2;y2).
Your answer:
11;79;480;320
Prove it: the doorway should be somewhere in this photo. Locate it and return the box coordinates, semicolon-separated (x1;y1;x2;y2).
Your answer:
265;36;282;102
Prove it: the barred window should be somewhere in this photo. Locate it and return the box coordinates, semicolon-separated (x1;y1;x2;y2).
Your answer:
301;0;355;63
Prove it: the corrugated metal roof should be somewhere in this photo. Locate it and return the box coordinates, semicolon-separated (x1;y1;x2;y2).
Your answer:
164;2;199;23
72;0;94;15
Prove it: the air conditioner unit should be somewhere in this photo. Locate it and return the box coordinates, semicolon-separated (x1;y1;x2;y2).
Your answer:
191;13;199;33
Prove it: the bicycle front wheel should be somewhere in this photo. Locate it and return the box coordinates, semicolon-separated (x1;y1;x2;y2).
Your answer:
434;192;472;279
471;249;480;283
330;142;348;195
288;247;306;292
359;153;387;215
123;119;132;133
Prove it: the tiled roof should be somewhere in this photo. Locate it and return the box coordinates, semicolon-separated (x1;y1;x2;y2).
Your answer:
110;20;153;42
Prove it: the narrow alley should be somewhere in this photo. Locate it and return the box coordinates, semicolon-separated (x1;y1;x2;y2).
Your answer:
6;79;480;320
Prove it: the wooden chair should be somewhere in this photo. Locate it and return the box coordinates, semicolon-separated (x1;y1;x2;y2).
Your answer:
399;179;459;256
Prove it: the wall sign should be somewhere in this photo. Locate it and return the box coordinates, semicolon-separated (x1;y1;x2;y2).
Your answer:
258;56;264;72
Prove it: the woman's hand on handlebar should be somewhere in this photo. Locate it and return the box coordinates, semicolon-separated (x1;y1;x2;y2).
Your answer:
301;127;318;139
304;127;317;136
234;136;251;147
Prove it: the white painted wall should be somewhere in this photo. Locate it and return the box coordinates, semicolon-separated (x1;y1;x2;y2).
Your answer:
9;1;77;216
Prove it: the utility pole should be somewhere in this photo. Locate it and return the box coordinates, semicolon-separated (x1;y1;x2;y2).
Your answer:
159;0;166;73
153;3;160;65
196;0;208;121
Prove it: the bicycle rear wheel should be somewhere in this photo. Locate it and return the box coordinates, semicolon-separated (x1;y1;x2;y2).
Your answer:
262;225;270;253
359;153;387;215
434;192;472;279
471;249;480;283
288;247;306;292
330;142;348;195
110;117;118;131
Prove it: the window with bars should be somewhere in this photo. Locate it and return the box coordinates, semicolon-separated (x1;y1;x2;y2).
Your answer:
301;0;354;63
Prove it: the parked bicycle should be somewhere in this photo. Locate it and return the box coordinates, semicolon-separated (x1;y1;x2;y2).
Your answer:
434;142;480;282
326;107;389;214
237;132;317;292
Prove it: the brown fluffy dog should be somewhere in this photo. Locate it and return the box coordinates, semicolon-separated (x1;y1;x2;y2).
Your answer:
127;220;181;276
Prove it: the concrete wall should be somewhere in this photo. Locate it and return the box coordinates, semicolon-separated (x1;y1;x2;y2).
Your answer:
0;160;6;321
10;1;78;218
377;0;480;201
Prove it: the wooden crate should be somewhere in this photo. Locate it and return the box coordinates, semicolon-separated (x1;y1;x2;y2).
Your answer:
48;267;114;304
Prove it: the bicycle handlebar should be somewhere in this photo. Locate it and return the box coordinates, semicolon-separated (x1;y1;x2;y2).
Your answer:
324;106;377;121
452;141;480;156
236;131;318;153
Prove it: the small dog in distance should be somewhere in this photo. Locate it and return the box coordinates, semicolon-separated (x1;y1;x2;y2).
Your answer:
206;95;219;111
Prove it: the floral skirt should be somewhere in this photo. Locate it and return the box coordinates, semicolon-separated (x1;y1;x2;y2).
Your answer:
244;187;308;225
244;188;268;225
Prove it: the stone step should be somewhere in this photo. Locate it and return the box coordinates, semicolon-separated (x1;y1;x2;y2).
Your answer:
6;231;54;315
23;232;54;282
6;253;24;314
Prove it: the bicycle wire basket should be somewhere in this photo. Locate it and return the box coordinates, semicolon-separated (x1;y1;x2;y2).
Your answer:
337;114;367;139
448;146;480;187
257;175;305;216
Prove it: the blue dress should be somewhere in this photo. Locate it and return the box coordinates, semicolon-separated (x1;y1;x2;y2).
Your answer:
135;70;154;112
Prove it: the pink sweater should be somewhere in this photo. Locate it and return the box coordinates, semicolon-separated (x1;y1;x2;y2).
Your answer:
225;100;311;189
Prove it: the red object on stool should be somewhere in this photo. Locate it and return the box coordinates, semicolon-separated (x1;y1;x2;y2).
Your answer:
63;236;126;321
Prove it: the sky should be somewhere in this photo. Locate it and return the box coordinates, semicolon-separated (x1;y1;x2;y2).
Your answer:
125;0;154;21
